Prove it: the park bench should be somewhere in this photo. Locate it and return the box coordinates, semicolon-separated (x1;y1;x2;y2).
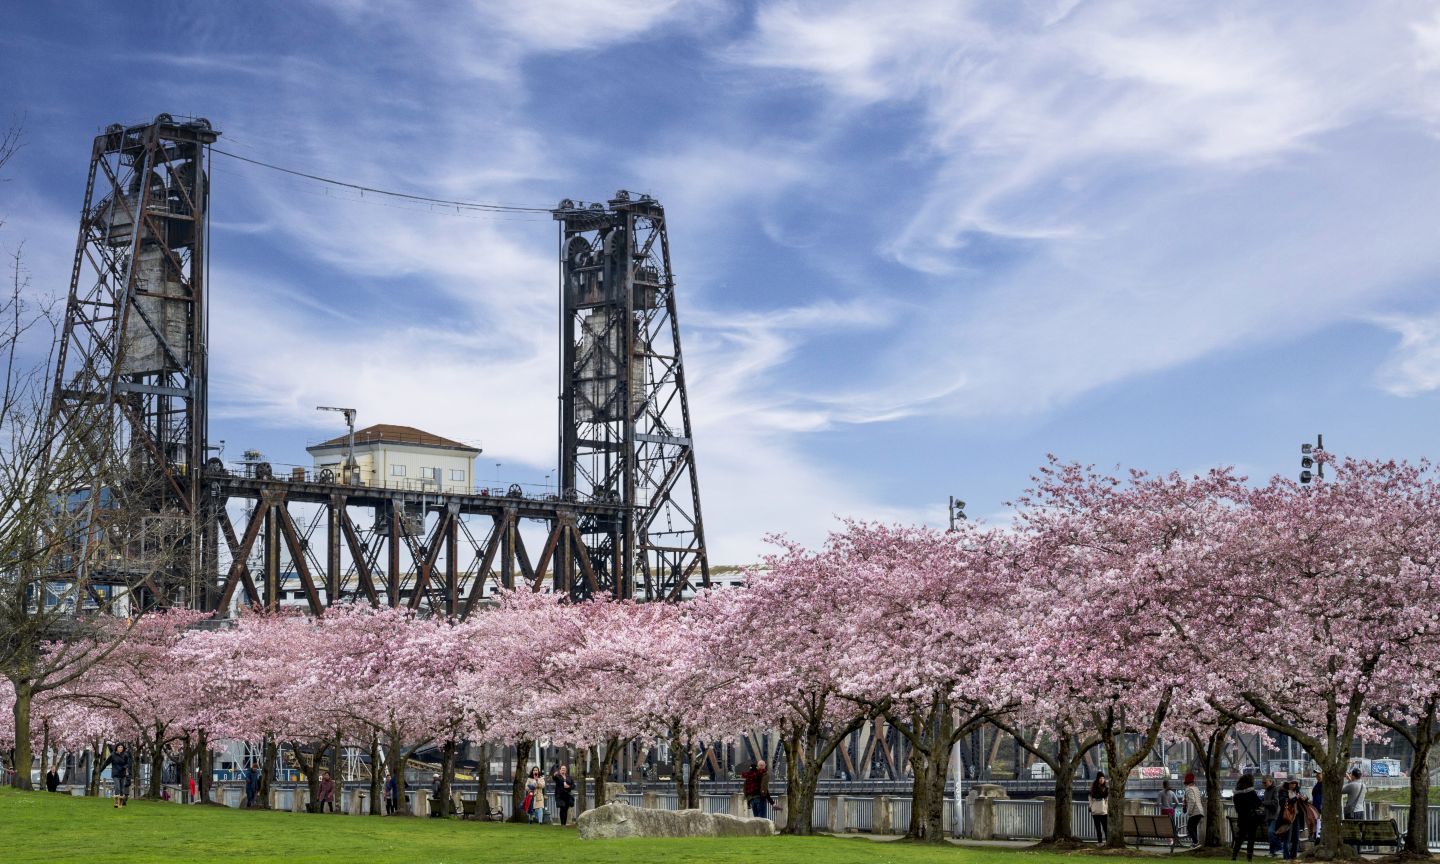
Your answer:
1123;813;1178;851
1339;818;1402;852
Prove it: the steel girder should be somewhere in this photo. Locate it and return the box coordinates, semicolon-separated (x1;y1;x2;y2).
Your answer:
203;472;626;617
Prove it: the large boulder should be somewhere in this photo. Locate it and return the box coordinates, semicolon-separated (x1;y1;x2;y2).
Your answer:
577;802;776;839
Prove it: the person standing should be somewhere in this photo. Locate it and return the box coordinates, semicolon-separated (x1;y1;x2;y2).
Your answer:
741;760;770;819
99;743;133;809
317;773;336;813
385;772;398;815
1232;774;1263;861
1261;775;1281;857
45;768;60;793
551;764;576;827
525;766;547;824
1309;771;1323;840
1183;772;1205;847
1278;780;1308;860
1341;769;1366;820
1089;772;1110;843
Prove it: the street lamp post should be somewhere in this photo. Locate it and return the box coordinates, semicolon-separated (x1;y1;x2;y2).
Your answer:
317;406;357;483
948;496;967;531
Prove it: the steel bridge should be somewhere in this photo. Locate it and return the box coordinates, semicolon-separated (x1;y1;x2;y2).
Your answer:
47;114;710;615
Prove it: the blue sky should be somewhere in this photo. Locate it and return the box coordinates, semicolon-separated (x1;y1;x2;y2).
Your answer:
3;0;1440;563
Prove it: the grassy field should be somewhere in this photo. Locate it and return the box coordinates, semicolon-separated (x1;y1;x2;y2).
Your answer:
1368;786;1440;806
0;787;1083;864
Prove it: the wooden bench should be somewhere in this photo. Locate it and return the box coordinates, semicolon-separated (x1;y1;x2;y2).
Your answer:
1339;818;1402;852
1123;813;1178;850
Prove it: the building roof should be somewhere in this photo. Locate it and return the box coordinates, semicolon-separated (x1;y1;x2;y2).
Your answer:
306;423;481;454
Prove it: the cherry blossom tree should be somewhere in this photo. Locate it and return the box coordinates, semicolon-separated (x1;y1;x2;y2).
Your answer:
1202;456;1440;859
710;536;876;836
828;521;1021;842
1014;459;1246;847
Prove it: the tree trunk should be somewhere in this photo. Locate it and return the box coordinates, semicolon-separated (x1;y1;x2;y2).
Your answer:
782;727;819;836
148;724;165;798
593;736;622;807
1101;712;1167;848
87;741;101;797
197;730;212;804
1191;723;1234;848
1406;729;1433;858
438;738;456;818
258;736;277;809
576;746;589;815
686;744;703;810
508;739;532;822
1052;737;1077;842
179;735;192;804
368;736;383;815
477;743;490;816
387;731;408;816
10;681;33;790
670;727;686;807
906;744;927;838
918;745;949;841
291;740;325;811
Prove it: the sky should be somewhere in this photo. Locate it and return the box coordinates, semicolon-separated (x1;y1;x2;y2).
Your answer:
3;0;1440;564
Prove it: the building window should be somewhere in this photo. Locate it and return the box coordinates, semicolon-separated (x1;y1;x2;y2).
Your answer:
419;467;438;480
390;464;406;477
449;469;465;481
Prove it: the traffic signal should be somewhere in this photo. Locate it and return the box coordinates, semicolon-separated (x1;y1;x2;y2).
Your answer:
1300;443;1313;484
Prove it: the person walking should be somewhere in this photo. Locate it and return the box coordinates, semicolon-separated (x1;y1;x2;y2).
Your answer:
551;764;576;827
741;760;770;819
243;764;260;808
1183;773;1205;848
187;773;198;804
99;743;133;808
1310;771;1323;840
1088;772;1110;843
1261;775;1281;856
1231;774;1263;861
525;766;547;824
385;772;398;815
1277;780;1308;860
317;773;336;813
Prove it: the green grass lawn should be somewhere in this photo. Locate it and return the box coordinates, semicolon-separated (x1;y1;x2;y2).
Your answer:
1366;786;1440;806
0;787;1081;864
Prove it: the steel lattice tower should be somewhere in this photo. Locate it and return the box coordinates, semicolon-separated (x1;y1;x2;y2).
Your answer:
48;114;218;608
555;192;710;600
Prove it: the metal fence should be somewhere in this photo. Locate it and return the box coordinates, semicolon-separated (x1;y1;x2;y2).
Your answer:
185;782;1440;848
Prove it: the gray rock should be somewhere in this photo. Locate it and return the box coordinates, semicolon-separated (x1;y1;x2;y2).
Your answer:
577;802;776;839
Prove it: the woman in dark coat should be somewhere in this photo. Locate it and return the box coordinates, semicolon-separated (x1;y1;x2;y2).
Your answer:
98;743;133;808
1231;774;1263;861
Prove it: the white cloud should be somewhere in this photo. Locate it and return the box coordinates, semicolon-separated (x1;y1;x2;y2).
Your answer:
1374;312;1440;396
726;0;1440;420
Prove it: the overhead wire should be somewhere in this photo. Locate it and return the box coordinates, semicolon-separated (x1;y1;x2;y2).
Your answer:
210;147;556;215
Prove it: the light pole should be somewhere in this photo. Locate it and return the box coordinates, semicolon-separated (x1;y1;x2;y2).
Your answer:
947;496;967;531
317;406;357;483
1300;433;1324;485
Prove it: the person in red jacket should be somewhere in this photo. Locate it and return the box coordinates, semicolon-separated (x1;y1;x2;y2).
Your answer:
741;760;769;819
